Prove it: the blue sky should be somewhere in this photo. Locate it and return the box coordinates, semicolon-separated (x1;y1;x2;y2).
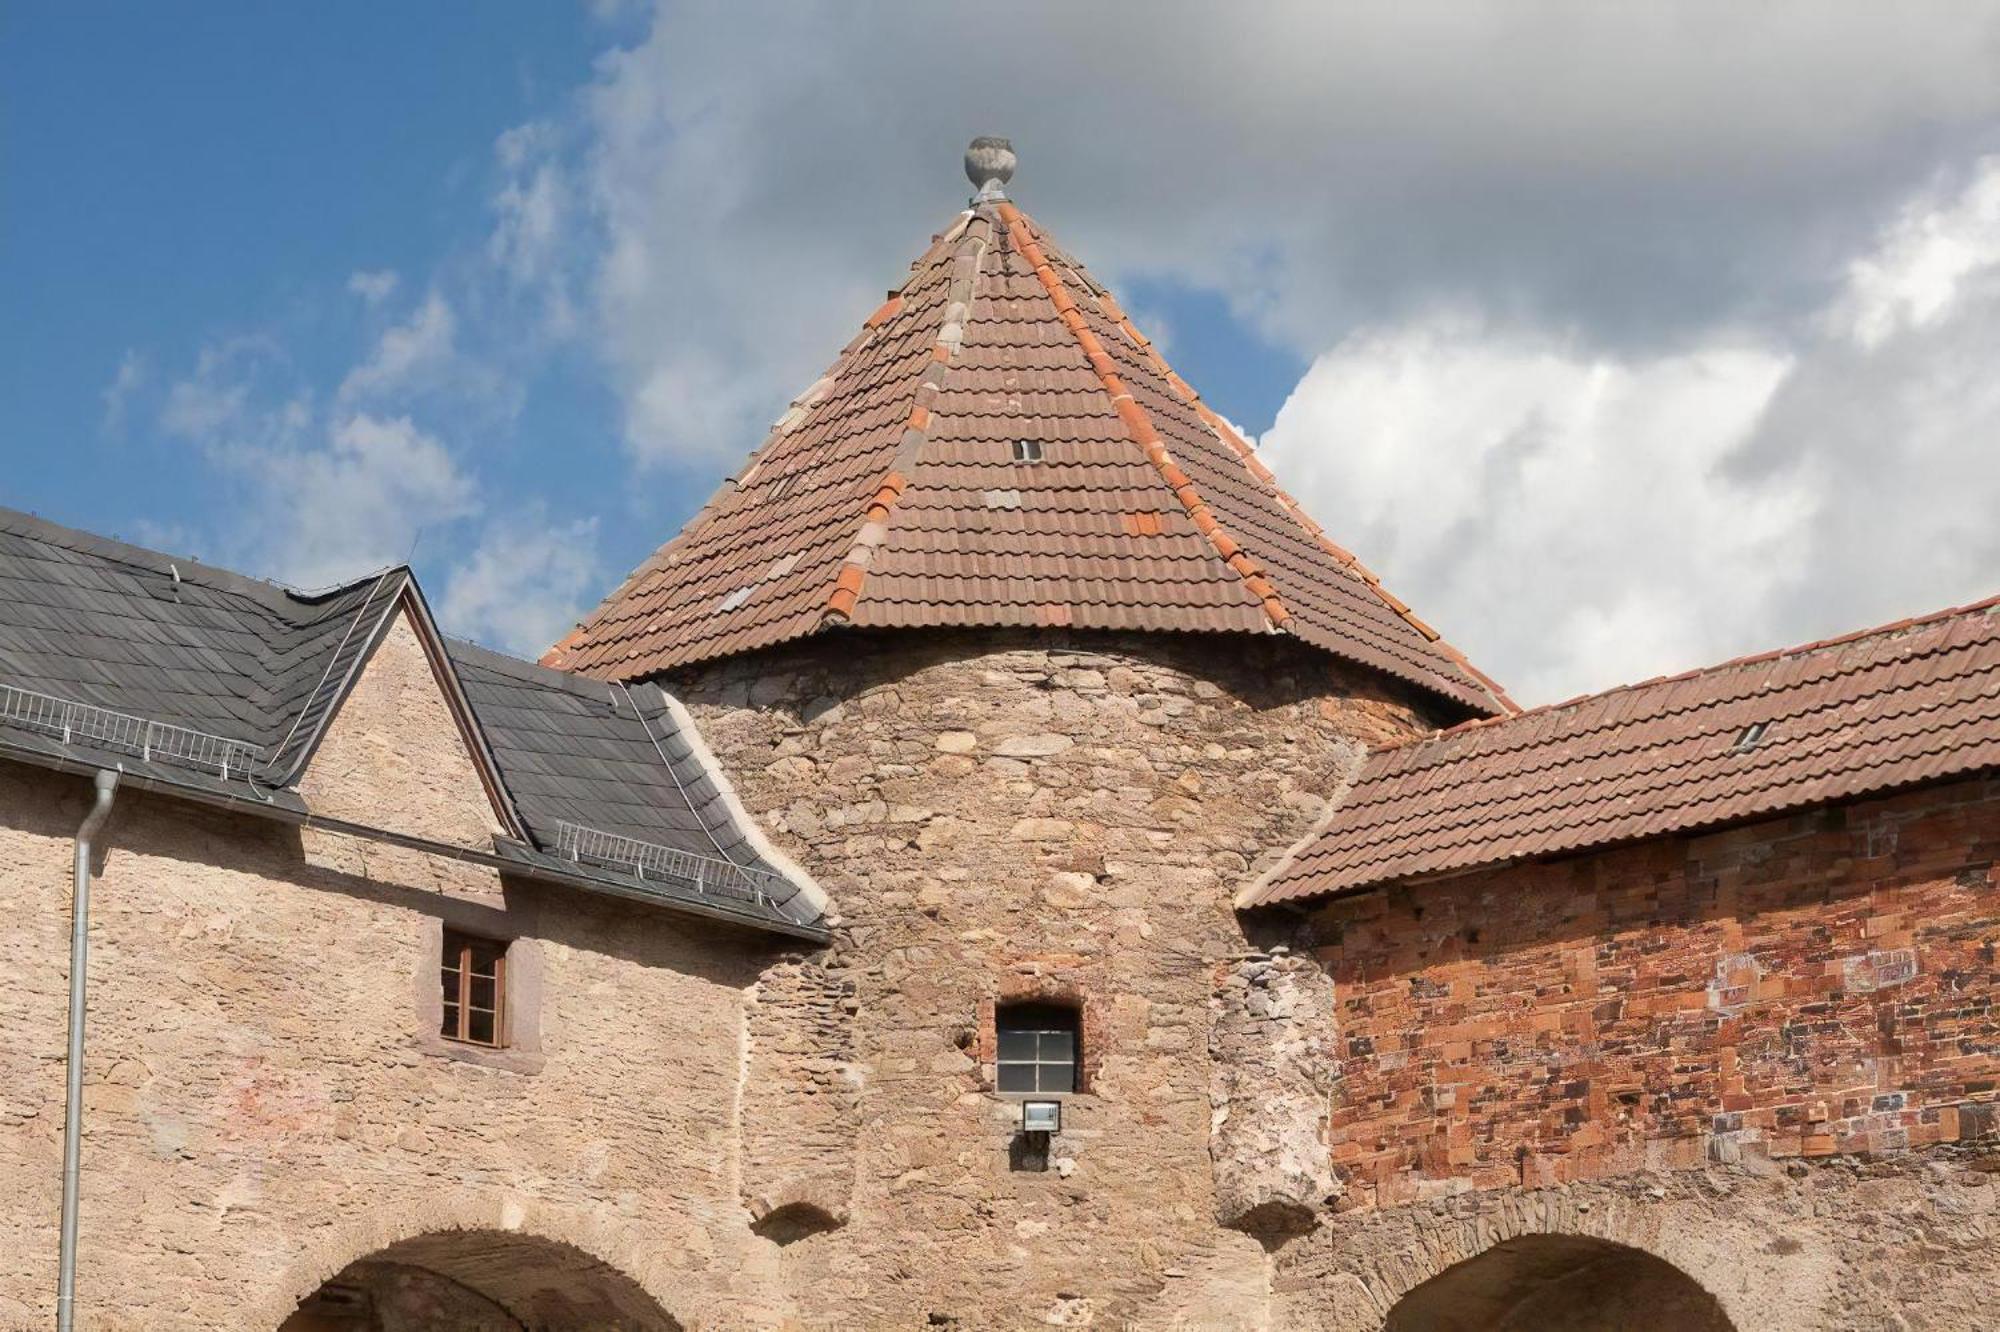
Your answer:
5;4;626;592
8;3;2000;703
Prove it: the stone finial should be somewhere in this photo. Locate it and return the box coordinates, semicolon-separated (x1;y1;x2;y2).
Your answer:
965;136;1016;203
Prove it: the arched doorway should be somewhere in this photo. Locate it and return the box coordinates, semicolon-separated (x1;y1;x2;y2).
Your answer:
281;1230;679;1331
1383;1234;1733;1332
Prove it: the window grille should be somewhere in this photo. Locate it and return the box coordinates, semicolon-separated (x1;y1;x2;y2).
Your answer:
440;931;507;1047
996;1001;1078;1093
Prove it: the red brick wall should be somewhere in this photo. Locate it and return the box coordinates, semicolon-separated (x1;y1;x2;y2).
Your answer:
1303;774;2000;1211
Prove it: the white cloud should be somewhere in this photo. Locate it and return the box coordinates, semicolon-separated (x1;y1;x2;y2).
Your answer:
1265;153;2000;705
269;414;479;588
339;292;456;400
488;121;580;336
1263;325;1802;703
439;514;603;655
573;1;2000;468
100;349;149;435
159;335;480;592
1831;156;2000;348
347;269;401;305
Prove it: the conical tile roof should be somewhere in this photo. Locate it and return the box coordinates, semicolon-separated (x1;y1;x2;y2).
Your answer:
548;150;1513;718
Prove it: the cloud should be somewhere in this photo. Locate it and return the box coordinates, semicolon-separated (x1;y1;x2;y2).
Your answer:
1829;156;2000;349
339;292;456;400
439;513;603;655
159;336;480;591
1264;154;2000;705
488;121;580;336
573;1;2000;468
347;269;401;305
100;349;149;436
270;413;479;588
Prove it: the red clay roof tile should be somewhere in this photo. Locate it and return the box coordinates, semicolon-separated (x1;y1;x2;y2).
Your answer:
546;192;1508;717
1244;594;2000;907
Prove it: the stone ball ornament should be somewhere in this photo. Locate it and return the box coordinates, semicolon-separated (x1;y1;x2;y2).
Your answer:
965;136;1016;202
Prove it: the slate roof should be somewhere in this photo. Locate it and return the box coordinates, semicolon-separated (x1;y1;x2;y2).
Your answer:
546;191;1512;719
1245;595;2000;906
447;640;784;881
0;506;822;938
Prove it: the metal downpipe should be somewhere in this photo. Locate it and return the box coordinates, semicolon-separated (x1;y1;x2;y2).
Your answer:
57;767;118;1332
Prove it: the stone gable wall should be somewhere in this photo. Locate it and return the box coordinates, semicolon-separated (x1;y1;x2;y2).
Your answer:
296;608;503;854
0;776;777;1328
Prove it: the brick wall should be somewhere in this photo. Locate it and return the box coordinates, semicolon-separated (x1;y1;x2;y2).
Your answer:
1298;774;2000;1210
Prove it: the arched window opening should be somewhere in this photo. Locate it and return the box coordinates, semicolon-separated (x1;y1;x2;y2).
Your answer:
1383;1234;1734;1332
996;1000;1079;1093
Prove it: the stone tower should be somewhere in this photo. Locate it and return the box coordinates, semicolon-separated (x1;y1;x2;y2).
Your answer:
547;140;1511;1327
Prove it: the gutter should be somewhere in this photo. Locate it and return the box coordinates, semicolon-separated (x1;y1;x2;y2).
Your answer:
56;767;118;1332
0;740;829;944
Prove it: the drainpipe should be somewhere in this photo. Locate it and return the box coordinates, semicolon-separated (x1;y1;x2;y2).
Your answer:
56;767;118;1332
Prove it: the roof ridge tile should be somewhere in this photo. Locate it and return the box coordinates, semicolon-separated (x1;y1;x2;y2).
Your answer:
996;202;1291;635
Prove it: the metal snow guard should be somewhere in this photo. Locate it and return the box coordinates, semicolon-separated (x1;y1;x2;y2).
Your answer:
0;680;262;779
550;819;789;908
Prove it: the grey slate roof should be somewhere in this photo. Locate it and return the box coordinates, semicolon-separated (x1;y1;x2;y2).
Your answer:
0;506;822;938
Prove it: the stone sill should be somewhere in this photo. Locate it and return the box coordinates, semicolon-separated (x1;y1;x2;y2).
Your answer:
411;1031;546;1076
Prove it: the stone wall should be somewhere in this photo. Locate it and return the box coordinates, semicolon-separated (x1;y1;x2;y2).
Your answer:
1290;774;2000;1209
1270;1149;1999;1331
670;627;1437;1329
1209;948;1339;1237
0;762;786;1329
9;606;1996;1330
0;606;799;1331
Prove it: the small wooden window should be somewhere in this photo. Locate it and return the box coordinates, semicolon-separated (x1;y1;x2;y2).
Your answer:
996;1001;1078;1093
440;931;507;1047
1012;438;1045;464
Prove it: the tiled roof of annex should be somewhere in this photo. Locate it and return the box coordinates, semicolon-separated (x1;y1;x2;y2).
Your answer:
546;141;1512;719
1245;594;2000;906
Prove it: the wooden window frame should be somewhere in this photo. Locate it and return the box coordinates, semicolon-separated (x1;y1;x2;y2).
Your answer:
440;929;508;1048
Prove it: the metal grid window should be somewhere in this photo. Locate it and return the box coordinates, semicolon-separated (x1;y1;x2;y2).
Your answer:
440;931;507;1047
996;1002;1078;1093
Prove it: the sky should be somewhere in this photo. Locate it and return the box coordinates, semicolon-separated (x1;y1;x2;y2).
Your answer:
6;2;2000;706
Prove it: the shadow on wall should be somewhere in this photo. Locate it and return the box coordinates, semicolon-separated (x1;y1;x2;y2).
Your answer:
1384;1234;1733;1332
281;1229;681;1332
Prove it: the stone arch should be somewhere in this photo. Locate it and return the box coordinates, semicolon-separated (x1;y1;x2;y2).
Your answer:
260;1200;687;1332
1382;1233;1733;1331
1295;1187;1815;1332
278;1229;680;1331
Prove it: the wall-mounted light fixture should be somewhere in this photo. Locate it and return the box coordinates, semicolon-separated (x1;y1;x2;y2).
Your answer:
1021;1099;1062;1136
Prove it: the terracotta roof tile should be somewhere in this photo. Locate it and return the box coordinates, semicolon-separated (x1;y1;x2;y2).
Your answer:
548;192;1509;717
1244;595;2000;907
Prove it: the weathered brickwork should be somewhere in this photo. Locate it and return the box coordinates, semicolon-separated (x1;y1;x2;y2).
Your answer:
1293;775;2000;1209
671;628;1435;1328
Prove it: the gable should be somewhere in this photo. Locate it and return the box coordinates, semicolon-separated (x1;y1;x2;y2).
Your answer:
296;606;508;851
